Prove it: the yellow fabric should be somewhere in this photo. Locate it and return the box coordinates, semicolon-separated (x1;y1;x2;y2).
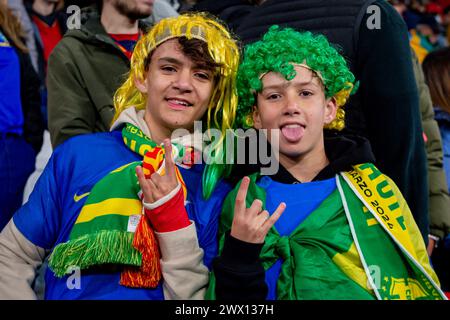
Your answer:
342;164;441;287
76;198;142;223
332;243;373;293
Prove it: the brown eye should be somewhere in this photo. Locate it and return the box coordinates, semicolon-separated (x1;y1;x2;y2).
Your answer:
194;72;211;80
161;65;176;73
299;91;313;97
267;93;281;100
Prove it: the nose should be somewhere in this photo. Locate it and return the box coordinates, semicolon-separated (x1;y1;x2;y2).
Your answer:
172;69;193;93
283;94;301;116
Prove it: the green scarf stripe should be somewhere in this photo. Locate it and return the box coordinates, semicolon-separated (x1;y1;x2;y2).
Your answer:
70;215;133;239
49;230;142;277
83;163;141;205
49;125;153;277
123;123;158;152
123;123;185;159
49;123;196;280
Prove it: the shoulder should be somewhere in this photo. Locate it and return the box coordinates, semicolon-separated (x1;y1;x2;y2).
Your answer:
52;131;128;165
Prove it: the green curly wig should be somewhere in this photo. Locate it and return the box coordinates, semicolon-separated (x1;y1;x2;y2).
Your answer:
237;25;358;130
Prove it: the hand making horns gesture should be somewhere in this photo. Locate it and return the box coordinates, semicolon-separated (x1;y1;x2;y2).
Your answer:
231;176;286;244
136;139;179;204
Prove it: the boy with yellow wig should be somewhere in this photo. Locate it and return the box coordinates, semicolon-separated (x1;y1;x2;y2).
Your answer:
0;13;239;299
209;26;446;300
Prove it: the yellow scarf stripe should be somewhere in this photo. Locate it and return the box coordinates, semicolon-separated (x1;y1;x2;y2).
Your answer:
342;163;443;293
77;198;142;224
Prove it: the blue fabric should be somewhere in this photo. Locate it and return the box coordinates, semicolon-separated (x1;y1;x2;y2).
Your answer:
434;108;450;193
115;39;137;53
0;135;35;231
256;176;337;300
13;131;231;300
0;31;23;135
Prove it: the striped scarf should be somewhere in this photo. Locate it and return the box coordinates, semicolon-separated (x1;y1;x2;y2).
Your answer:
49;123;194;288
207;163;446;300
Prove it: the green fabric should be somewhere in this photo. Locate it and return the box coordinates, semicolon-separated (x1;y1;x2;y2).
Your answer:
48;161;142;277
340;176;442;300
122;123;185;160
209;167;445;300
260;186;374;299
49;124;153;277
211;173;374;300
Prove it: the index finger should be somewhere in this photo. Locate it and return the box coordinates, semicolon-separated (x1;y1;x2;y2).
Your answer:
164;139;176;179
235;176;250;214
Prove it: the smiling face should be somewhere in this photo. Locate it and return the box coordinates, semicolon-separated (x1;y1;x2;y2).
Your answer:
135;38;215;143
253;65;337;163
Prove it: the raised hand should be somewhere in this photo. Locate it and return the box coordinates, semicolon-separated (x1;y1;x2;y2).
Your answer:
136;139;179;204
231;176;286;244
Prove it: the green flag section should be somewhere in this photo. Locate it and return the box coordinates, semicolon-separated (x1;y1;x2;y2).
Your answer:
208;163;447;300
48;161;143;277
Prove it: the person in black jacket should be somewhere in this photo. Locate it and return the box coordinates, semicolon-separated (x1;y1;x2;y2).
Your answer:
192;0;430;244
24;0;67;128
0;0;44;230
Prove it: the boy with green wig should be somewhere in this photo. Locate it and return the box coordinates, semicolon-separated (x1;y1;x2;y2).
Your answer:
209;26;446;300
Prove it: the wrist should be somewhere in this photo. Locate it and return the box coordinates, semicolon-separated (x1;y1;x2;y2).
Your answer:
143;186;190;232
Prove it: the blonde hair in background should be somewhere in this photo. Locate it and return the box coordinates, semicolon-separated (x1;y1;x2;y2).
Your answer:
0;1;28;52
423;47;450;114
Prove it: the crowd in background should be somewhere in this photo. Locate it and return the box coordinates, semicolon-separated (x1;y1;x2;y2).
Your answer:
0;0;449;298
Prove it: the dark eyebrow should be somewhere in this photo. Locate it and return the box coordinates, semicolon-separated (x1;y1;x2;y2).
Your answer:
158;57;183;65
157;57;214;72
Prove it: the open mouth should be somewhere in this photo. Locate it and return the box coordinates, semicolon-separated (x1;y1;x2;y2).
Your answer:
166;98;193;109
280;123;305;142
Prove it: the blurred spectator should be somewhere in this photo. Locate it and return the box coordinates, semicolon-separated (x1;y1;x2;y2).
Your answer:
6;0;38;69
410;14;447;63
0;0;44;230
390;0;424;30
193;0;431;243
179;0;196;12
144;0;178;25
191;0;255;32
423;47;450;195
24;0;67;127
444;5;450;44
422;47;450;292
47;0;153;148
411;49;450;255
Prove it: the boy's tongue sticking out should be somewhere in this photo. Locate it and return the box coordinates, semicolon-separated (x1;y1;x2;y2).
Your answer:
281;124;305;143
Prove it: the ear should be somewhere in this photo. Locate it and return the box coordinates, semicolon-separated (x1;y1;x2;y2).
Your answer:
324;97;338;125
134;74;148;94
252;105;262;129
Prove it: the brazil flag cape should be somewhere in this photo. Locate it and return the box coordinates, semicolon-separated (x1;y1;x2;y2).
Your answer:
207;163;446;300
